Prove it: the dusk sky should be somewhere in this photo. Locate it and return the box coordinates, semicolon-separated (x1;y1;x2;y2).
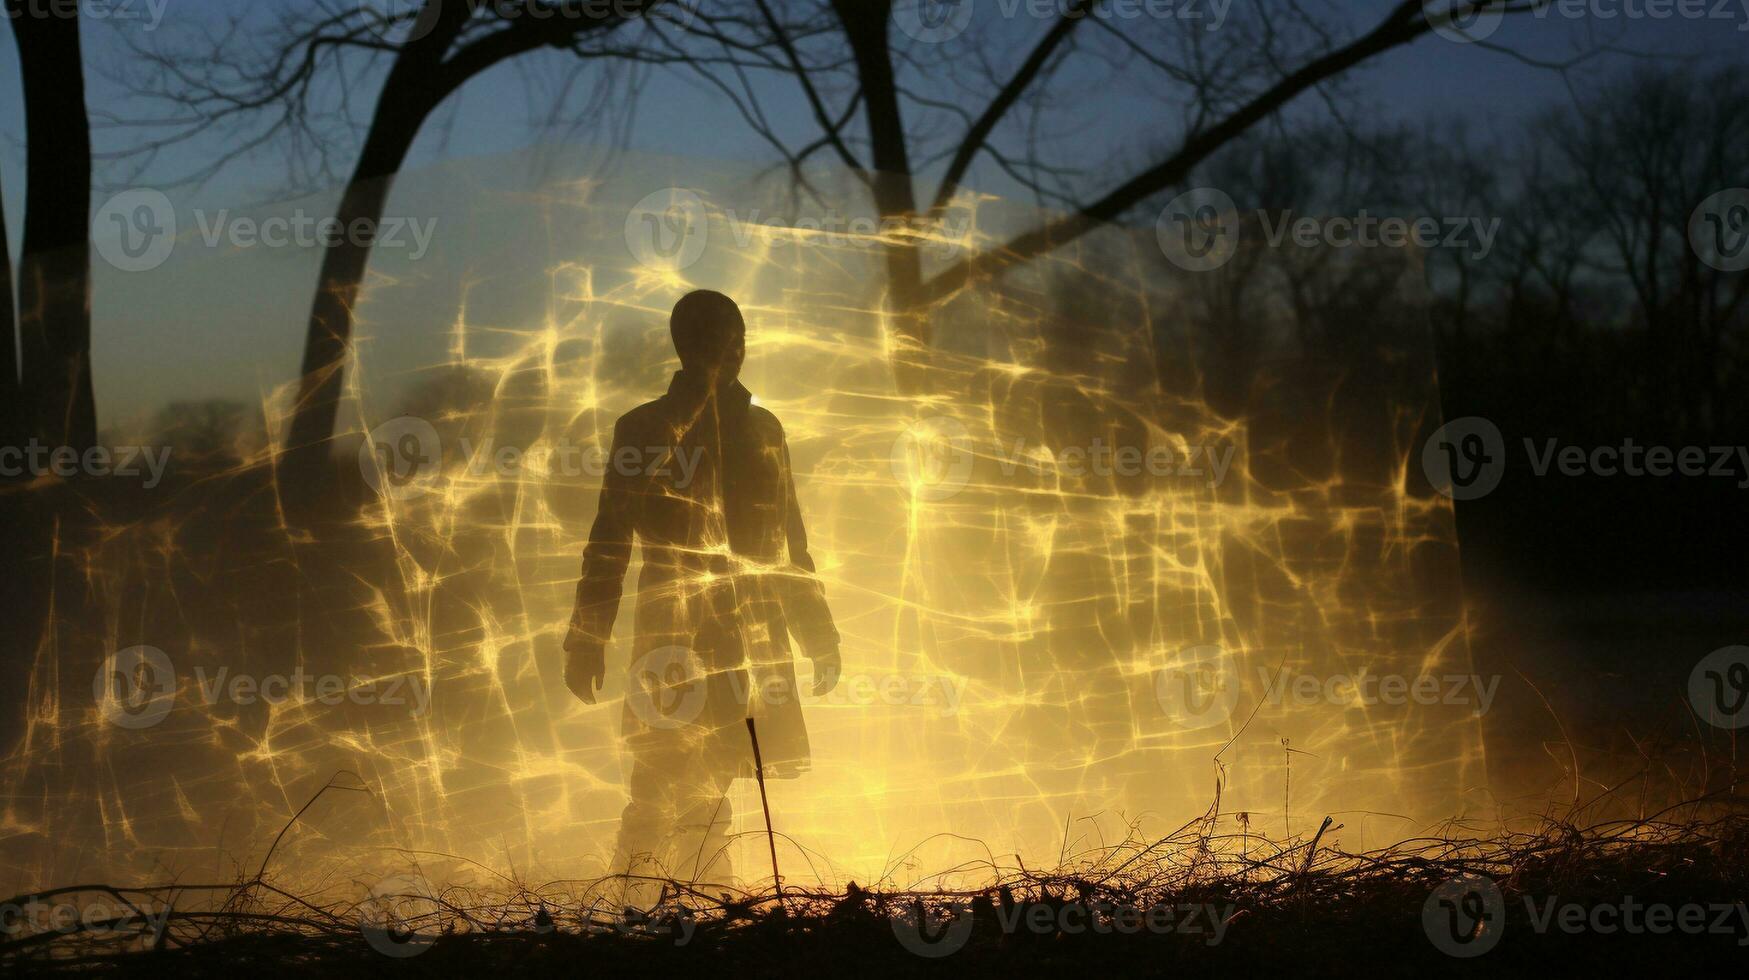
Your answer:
0;1;1743;424
4;2;1742;210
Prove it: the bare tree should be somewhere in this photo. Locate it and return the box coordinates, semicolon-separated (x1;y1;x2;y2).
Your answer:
658;0;1542;383
112;0;1548;459
115;0;685;482
1547;65;1749;435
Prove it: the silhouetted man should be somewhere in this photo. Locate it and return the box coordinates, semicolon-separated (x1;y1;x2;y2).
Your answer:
564;289;841;886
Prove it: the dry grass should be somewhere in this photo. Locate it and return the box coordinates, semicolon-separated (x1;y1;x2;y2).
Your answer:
5;787;1746;977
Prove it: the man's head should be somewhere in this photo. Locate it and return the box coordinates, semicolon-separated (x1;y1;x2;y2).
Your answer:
670;289;745;388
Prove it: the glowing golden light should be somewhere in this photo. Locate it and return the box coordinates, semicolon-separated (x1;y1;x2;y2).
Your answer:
1;153;1484;906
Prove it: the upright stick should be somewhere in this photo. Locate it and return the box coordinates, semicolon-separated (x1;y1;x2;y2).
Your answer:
744;716;784;906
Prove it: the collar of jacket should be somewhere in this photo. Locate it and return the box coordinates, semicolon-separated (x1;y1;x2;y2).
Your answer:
665;370;753;414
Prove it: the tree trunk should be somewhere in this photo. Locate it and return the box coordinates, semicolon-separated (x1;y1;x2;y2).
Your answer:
281;106;434;468
281;1;471;492
1;174;21;446
7;2;95;450
830;0;931;392
1;3;95;752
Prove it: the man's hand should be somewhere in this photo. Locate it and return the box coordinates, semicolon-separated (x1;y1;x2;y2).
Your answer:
809;644;841;697
564;639;606;704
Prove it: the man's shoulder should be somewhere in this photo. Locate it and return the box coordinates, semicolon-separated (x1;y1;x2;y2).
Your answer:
747;402;783;429
746;404;788;443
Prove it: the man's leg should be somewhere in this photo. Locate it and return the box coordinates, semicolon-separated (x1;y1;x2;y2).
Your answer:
613;732;682;904
671;785;734;884
670;723;741;884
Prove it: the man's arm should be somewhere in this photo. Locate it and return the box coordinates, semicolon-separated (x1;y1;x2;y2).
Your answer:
564;417;637;703
776;437;841;696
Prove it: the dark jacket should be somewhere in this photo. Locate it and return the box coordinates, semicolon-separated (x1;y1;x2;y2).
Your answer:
565;371;838;773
